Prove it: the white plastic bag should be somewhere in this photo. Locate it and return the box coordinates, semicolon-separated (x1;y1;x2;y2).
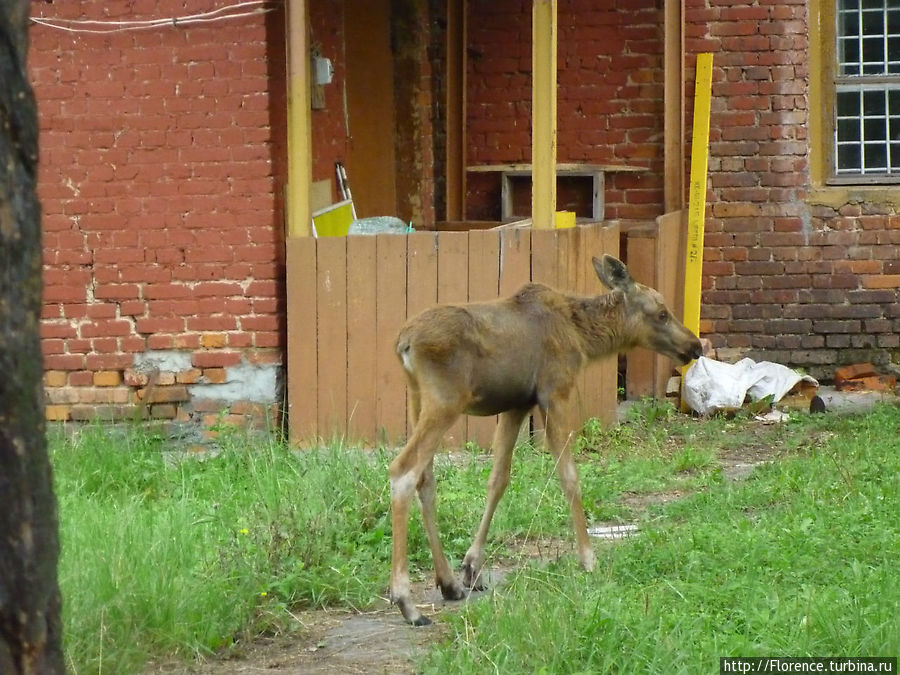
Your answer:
682;356;818;415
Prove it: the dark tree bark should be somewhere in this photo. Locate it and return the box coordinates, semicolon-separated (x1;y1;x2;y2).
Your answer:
0;1;65;673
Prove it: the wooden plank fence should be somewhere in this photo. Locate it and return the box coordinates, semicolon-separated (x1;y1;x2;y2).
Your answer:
625;210;687;399
286;221;620;447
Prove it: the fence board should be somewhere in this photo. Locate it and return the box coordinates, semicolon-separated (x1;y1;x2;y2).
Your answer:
407;232;439;321
625;229;658;400
286;237;318;444
316;237;348;440
346;236;378;443
375;235;408;446
499;228;532;296
436;230;469;448
596;223;621;426
577;223;605;423
405;232;440;439
556;227;584;443
531;228;559;288
466;229;502;449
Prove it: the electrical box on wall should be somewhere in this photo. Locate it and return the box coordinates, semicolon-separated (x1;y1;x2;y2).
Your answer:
310;48;331;110
314;56;334;85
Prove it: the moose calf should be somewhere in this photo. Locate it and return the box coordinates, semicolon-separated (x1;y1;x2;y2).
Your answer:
389;254;701;625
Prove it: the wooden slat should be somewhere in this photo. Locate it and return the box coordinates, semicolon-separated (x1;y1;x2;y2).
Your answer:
625;228;658;400
315;237;348;440
286;237;318;444
555;226;584;446
346;235;378;443
406;232;440;321
499;227;532;296
468;163;648;173
375;234;408;446
655;210;687;396
576;224;605;427
530;227;559;288
405;231;440;439
436;230;469;448
597;224;621;426
466;229;501;449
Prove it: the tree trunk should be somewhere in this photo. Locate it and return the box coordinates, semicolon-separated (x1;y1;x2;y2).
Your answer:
0;1;65;672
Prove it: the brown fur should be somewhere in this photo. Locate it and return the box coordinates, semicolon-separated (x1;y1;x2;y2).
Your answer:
388;254;701;625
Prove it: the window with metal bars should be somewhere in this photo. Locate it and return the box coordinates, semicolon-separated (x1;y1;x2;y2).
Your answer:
834;0;900;180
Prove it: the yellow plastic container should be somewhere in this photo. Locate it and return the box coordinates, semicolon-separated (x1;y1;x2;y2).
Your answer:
312;199;355;237
554;210;576;229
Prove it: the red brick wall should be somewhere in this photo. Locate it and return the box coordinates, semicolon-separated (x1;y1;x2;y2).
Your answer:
687;1;900;379
31;1;287;429
465;0;664;222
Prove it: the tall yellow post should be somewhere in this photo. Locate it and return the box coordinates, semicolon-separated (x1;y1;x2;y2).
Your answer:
683;53;713;340
532;0;557;230
680;52;713;409
286;0;312;237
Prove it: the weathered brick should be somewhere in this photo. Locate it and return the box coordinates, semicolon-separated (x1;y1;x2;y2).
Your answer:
176;368;203;384
203;368;228;384
836;374;896;392
123;368;150;387
862;274;900;289
70;405;139;422
150;404;178;419
834;363;876;383
137;385;191;404
193;351;242;368
44;371;67;388
93;371;122;387
200;333;228;349
157;371;176;386
45;405;71;422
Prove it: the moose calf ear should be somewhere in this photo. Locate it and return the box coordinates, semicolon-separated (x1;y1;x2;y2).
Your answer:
593;255;633;290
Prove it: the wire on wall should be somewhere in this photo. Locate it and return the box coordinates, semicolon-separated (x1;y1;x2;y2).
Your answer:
31;0;280;34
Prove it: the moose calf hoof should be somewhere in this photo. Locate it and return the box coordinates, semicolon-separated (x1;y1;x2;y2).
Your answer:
580;550;596;573
395;596;432;626
462;562;486;591
437;579;466;602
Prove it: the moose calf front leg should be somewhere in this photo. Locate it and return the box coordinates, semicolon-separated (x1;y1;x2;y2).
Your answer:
543;404;596;573
462;409;527;590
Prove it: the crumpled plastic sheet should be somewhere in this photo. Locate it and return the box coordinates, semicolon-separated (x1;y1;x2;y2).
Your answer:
683;356;818;415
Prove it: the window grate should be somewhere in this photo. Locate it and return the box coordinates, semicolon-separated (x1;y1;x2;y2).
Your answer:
835;0;900;177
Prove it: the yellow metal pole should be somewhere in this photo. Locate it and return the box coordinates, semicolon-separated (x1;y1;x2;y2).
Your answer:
680;52;713;407
683;53;713;339
532;0;557;230
286;0;312;237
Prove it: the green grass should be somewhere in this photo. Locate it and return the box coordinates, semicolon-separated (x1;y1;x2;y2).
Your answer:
52;403;900;673
423;404;900;673
54;426;397;673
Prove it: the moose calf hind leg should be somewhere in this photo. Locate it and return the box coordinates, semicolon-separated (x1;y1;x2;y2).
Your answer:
417;460;466;601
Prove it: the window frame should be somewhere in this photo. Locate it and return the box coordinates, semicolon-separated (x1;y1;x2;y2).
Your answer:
814;0;900;187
